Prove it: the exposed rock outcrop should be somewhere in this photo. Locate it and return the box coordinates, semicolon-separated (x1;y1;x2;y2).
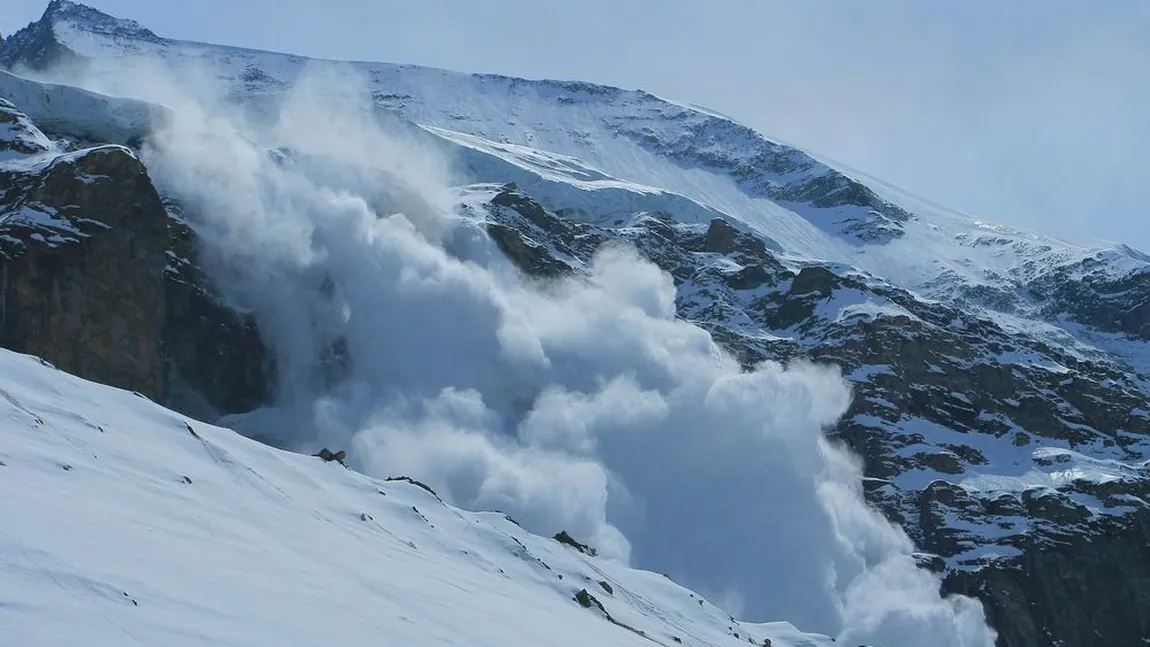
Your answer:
1;144;168;399
162;206;272;417
0;97;270;416
945;510;1150;647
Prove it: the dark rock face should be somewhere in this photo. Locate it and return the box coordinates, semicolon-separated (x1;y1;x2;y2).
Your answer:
1032;262;1150;340
162;209;273;416
945;510;1150;647
702;218;774;258
0;100;271;417
484;221;572;278
477;184;596;277
1;145;168;399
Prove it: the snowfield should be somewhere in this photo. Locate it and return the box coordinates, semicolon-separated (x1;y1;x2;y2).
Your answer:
2;3;1148;646
0;348;829;647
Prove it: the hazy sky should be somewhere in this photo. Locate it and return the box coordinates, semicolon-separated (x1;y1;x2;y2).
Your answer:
6;0;1150;250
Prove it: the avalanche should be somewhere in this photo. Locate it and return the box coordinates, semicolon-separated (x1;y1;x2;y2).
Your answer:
21;2;1143;645
128;60;995;646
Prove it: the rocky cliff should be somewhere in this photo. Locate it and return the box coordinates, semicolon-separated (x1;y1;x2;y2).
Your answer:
0;96;271;417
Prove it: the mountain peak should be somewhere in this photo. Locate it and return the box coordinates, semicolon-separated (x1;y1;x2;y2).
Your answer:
41;0;160;42
0;0;158;72
43;0;79;13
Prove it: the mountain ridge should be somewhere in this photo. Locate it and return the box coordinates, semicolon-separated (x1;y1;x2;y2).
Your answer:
2;3;1149;646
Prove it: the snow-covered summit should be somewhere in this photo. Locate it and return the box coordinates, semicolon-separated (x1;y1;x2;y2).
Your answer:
41;0;161;45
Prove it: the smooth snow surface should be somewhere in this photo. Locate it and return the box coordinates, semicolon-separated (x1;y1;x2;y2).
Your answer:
0;349;830;647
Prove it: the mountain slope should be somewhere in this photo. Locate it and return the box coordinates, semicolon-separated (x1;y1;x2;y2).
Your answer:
1;80;999;647
0;347;831;647
1;3;1149;647
10;0;1148;349
6;1;1149;342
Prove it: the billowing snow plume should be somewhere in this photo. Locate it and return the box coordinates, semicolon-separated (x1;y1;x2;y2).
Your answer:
92;62;994;646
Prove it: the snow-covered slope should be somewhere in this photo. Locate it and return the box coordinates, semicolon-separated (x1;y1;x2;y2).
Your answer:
8;1;1146;333
2;3;1149;646
0;69;164;145
0;347;829;647
0;2;1132;265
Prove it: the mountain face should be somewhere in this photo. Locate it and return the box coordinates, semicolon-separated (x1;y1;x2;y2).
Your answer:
2;3;1149;646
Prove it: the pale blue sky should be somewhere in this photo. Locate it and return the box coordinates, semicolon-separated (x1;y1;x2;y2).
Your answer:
7;1;1150;250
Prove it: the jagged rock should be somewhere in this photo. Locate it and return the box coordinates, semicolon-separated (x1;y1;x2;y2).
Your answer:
314;448;347;465
554;530;597;556
701;218;778;264
703;218;738;254
481;185;590;277
945;510;1150;647
484;222;572;278
162;207;272;416
1023;254;1150;340
574;588;607;614
0;2;88;73
385;476;440;500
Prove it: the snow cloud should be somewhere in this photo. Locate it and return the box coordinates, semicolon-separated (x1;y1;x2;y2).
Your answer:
73;62;996;646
